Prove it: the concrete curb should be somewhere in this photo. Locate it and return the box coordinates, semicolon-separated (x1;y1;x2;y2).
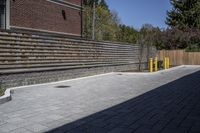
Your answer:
0;89;12;104
114;65;184;75
116;65;200;75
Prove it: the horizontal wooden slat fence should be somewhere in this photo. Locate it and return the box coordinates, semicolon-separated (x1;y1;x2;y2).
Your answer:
157;50;200;66
0;31;141;74
0;31;156;88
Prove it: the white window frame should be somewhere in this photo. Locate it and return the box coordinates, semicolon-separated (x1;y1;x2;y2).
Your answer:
46;0;82;10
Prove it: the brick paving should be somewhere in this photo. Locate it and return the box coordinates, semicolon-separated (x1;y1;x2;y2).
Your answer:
0;66;200;133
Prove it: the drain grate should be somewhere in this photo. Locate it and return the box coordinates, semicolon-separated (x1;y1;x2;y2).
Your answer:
55;85;71;88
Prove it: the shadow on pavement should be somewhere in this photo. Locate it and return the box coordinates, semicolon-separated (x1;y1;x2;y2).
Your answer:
47;71;200;133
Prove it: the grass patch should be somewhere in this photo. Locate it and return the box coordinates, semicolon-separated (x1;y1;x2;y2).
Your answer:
0;85;5;96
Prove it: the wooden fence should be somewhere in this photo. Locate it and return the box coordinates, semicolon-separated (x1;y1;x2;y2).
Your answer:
157;50;200;66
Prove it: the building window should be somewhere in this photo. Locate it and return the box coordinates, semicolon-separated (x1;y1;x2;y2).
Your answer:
0;0;6;29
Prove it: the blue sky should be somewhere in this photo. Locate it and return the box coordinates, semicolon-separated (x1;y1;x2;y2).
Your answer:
106;0;172;29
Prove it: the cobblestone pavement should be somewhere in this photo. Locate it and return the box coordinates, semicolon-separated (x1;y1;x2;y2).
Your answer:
0;65;200;133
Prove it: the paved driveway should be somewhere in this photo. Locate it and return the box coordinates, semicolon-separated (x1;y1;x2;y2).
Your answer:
0;66;200;133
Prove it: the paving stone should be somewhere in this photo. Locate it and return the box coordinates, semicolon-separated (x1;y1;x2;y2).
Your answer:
47;114;64;121
0;123;21;132
161;127;188;133
6;117;24;123
0;66;199;133
152;120;169;132
103;123;119;131
180;118;195;128
190;126;200;133
24;124;48;132
9;128;33;133
134;127;159;133
0;129;6;133
108;127;133;133
0;119;7;126
69;125;108;133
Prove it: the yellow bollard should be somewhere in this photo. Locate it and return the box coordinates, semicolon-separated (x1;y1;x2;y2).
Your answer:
154;57;158;72
166;57;168;69
164;57;167;70
167;57;170;69
149;58;153;72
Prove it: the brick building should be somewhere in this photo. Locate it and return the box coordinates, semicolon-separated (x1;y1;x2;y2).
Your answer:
0;0;83;37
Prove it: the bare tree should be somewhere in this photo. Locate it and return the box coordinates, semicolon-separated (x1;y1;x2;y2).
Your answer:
137;35;146;71
138;44;144;71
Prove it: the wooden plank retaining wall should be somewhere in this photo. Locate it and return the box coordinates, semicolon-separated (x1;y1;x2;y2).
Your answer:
0;31;155;88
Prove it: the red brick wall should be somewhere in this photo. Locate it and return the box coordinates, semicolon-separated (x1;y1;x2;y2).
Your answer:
10;0;82;36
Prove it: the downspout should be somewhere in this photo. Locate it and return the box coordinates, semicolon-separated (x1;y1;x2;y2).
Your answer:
81;0;83;38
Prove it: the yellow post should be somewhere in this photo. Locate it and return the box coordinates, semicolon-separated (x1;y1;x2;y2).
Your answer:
167;57;170;69
149;58;153;72
166;57;168;69
164;57;167;70
154;57;158;72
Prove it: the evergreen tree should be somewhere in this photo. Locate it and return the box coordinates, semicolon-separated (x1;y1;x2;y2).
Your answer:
99;0;109;10
166;0;200;29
